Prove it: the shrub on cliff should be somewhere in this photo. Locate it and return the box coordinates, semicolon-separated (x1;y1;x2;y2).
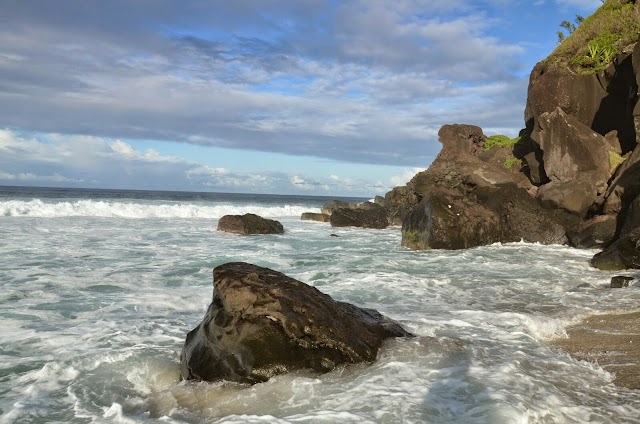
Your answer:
548;0;640;73
484;134;520;151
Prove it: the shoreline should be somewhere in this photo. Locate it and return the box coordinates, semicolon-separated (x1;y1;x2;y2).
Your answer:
552;310;640;389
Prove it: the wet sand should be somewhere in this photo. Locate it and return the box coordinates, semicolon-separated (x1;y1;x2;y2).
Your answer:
553;311;640;389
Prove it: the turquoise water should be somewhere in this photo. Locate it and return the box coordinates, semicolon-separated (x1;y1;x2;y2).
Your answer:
1;187;640;423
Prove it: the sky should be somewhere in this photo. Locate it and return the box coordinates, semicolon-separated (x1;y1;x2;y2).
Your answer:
0;0;602;196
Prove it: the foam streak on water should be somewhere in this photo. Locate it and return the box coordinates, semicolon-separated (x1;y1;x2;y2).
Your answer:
1;188;640;423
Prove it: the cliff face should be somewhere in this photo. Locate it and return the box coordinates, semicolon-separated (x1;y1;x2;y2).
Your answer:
385;1;640;267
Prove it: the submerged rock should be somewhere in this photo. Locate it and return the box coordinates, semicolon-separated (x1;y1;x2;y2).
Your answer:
180;262;412;384
217;214;284;235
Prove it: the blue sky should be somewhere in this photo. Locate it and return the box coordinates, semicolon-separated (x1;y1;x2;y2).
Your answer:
0;0;602;196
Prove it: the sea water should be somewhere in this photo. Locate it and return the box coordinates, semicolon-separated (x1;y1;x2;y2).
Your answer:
1;186;640;424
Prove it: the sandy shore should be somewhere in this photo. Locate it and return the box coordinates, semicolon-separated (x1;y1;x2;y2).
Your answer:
552;311;640;389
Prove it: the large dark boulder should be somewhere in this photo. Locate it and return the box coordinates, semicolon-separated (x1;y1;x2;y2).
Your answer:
217;214;284;235
180;262;412;383
330;204;388;229
534;108;611;216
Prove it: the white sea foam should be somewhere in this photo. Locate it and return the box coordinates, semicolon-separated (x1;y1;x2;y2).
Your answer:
0;199;312;219
4;190;640;423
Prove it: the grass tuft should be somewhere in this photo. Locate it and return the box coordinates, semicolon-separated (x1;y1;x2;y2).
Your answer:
547;1;640;74
484;135;520;151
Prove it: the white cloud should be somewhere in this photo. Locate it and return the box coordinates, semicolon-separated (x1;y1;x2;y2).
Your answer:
0;1;532;167
390;167;425;187
0;129;386;195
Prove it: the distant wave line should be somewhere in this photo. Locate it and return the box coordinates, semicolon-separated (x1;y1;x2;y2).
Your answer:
0;199;314;219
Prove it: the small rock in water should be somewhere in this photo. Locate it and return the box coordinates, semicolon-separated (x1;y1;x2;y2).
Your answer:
330;233;340;237
217;213;284;235
611;276;634;288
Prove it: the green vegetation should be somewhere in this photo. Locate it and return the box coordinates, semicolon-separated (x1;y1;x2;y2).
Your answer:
483;135;520;151
402;230;423;249
556;15;585;44
504;158;522;170
609;150;627;170
548;1;640;74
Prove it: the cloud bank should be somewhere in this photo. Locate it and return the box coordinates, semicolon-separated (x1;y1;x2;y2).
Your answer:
0;0;536;168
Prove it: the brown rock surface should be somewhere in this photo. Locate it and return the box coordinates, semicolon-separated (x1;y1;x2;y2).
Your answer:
553;311;640;389
217;213;284;235
180;262;413;383
330;205;388;229
301;212;330;222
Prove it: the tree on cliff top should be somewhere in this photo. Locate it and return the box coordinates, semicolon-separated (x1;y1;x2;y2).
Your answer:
548;0;640;74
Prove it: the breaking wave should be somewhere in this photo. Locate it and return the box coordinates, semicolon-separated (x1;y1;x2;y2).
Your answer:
0;199;313;219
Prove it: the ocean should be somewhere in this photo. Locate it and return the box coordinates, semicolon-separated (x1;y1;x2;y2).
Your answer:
1;186;640;424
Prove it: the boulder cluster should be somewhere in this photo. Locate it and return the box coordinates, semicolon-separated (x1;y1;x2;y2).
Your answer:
382;41;640;269
300;199;390;229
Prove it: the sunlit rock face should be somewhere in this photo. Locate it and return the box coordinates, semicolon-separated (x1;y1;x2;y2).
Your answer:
180;262;413;384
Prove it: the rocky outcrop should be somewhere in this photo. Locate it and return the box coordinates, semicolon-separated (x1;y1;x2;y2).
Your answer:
301;212;330;222
377;7;640;259
393;124;579;250
320;200;390;229
330;204;388;229
524;39;640;267
180;262;413;383
525;52;637;154
217;214;284;235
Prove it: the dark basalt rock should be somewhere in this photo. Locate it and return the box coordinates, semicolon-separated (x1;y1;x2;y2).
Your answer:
321;200;352;216
401;189;501;250
401;185;571;250
611;276;634;288
533;108;611;217
301;212;330;222
180;262;413;383
591;227;640;270
567;215;618;248
217;214;284;235
384;185;418;226
330;204;388;229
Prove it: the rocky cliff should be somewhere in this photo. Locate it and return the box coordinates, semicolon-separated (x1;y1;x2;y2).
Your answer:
384;0;640;269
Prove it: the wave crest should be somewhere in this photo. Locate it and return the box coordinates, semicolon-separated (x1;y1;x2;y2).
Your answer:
1;199;313;219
